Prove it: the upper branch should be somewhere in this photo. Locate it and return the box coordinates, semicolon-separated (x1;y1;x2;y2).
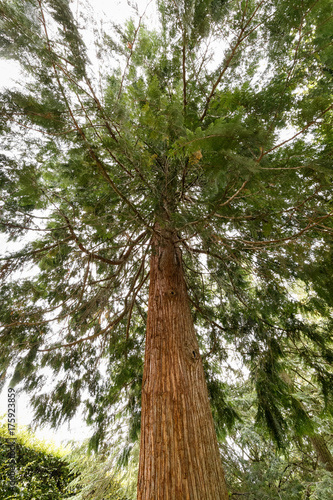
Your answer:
182;32;187;112
259;104;333;160
200;0;266;122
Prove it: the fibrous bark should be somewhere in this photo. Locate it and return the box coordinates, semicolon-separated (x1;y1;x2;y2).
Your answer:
138;228;228;499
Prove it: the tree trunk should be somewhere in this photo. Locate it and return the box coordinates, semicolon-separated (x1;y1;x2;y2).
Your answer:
309;435;333;472
281;372;333;473
137;228;228;499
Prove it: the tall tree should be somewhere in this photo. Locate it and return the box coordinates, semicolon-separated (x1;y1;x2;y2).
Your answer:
0;0;332;497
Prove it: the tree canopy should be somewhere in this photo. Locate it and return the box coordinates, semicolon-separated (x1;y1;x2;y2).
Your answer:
0;0;332;495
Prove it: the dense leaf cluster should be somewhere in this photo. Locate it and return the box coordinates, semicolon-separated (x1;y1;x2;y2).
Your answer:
0;421;75;499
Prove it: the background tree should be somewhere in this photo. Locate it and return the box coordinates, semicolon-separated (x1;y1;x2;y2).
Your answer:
221;377;333;499
0;419;128;499
0;419;76;499
65;439;128;500
0;0;333;497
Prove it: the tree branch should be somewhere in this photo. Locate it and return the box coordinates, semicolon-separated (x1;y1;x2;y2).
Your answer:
200;0;265;121
261;104;333;159
182;32;187;112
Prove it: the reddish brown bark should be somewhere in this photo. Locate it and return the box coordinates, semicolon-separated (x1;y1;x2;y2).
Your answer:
137;229;228;499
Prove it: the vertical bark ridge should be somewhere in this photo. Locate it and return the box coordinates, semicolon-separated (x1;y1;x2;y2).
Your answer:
138;229;228;499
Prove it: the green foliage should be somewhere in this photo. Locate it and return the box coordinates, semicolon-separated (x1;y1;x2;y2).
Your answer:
222;380;333;499
65;441;128;500
223;423;333;499
308;473;333;500
0;420;75;499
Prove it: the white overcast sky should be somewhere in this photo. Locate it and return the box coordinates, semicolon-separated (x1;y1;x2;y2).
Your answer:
0;0;157;446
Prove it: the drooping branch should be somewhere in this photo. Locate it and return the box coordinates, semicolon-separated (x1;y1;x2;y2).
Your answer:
237;209;333;248
36;264;150;352
36;309;129;352
37;0;153;232
43;190;149;265
0;237;73;264
260;104;333;159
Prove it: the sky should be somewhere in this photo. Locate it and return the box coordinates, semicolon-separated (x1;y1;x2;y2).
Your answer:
0;0;158;447
0;0;158;90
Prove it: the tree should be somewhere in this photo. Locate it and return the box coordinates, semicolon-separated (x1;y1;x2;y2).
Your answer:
0;0;333;497
0;419;128;499
221;376;333;499
0;419;75;498
65;440;128;500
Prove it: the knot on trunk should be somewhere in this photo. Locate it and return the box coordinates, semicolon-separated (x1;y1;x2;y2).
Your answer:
184;341;200;364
